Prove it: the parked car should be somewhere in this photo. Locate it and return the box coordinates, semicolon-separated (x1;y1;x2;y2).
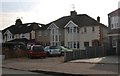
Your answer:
27;45;46;59
44;46;62;57
60;46;73;55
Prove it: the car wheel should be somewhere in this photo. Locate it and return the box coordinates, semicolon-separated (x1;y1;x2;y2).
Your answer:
43;56;46;59
58;54;61;57
61;52;64;56
28;55;32;59
47;52;50;57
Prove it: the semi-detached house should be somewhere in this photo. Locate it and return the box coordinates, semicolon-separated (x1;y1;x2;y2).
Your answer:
36;10;108;50
2;19;43;45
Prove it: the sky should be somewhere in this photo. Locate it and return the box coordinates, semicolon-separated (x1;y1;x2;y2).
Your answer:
0;0;120;30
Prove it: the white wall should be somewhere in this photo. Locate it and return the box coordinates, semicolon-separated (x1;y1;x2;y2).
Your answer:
65;21;79;49
3;30;35;42
3;30;13;42
64;21;101;50
14;31;35;40
79;26;100;50
47;23;60;46
31;30;35;39
65;27;79;42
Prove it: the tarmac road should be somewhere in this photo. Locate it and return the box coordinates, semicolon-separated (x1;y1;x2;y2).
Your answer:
2;56;119;75
2;68;55;76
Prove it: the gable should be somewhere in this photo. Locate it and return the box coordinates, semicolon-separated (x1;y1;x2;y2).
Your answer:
64;20;78;28
4;30;12;35
47;23;59;29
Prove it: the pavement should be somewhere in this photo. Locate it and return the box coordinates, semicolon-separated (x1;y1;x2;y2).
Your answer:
70;56;120;64
1;56;120;75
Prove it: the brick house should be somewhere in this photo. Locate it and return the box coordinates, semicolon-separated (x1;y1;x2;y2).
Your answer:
108;8;120;54
35;24;50;46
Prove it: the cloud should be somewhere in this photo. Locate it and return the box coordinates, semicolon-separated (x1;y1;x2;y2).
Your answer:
1;2;35;12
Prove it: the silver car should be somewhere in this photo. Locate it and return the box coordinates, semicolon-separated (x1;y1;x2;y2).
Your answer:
44;46;61;57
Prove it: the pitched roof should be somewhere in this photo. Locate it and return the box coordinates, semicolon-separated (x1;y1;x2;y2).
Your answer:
2;22;44;34
39;25;49;30
108;8;120;16
47;13;107;28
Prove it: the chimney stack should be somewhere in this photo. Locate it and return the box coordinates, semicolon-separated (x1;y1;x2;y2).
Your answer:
15;19;22;25
97;16;100;23
70;10;77;16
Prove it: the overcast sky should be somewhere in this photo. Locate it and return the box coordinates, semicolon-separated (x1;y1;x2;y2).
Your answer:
0;0;120;30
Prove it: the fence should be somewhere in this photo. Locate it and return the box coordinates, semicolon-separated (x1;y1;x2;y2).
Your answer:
64;46;105;62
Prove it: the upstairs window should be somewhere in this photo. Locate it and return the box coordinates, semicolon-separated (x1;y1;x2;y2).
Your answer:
67;27;72;33
52;29;54;34
67;27;79;33
77;27;79;33
111;24;113;28
84;27;87;32
92;27;95;32
74;27;79;33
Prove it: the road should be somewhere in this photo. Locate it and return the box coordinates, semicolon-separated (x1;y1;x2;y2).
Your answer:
2;57;119;75
2;68;55;76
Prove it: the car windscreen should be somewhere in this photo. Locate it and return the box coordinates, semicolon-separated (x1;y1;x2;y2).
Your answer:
32;46;44;51
50;46;60;49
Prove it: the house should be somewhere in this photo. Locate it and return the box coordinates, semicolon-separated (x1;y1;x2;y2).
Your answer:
64;11;108;50
2;19;43;46
108;8;120;54
35;22;65;46
46;22;65;46
35;24;50;46
36;10;108;50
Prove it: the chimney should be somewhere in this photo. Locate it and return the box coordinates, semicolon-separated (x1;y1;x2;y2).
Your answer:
70;10;77;16
97;16;100;23
15;19;22;25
